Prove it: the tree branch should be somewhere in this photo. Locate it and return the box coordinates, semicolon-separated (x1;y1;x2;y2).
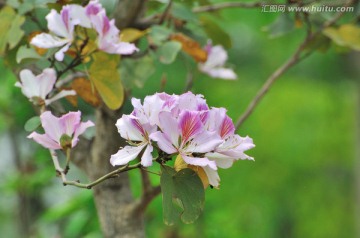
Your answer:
235;0;354;130
193;1;267;12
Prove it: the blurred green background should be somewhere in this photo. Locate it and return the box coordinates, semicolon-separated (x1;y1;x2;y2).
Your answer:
0;1;358;238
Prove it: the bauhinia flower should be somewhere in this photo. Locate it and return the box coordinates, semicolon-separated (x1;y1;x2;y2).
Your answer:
28;111;94;150
89;8;139;55
199;41;237;80
150;111;223;169
15;68;75;106
110;114;157;167
31;5;79;61
30;1;138;61
109;91;254;188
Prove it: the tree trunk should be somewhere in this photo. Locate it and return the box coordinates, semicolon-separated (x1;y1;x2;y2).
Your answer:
83;1;147;237
88;106;144;238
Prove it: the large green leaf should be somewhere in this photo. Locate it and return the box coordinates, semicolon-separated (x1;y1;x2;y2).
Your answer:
89;52;124;110
16;45;42;63
199;15;232;48
150;25;173;46
263;13;295;38
160;165;205;225
120;55;155;89
157;41;182;64
0;6;25;55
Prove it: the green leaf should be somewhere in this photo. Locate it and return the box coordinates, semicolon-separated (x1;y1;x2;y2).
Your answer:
157;41;182;64
24;116;41;132
199;15;232;48
150;25;172;46
263;13;295;38
0;6;25;55
89;52;124;110
160;165;205;225
323;24;360;51
121;55;155;89
16;45;42;63
172;2;199;23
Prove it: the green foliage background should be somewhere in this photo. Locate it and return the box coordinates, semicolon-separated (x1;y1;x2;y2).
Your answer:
0;1;357;238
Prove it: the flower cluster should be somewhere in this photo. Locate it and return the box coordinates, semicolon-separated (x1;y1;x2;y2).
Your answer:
15;68;75;106
199;41;237;80
110;92;254;188
28;111;94;151
31;0;138;61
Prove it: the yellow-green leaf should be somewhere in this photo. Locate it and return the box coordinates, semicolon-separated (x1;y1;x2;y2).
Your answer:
323;24;360;51
0;6;25;55
120;28;148;43
89;52;124;110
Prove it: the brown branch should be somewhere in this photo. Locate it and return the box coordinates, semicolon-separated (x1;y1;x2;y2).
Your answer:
235;0;354;130
135;185;161;214
159;0;173;25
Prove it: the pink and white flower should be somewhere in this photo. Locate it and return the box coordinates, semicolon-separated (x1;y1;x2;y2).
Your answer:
15;68;75;106
28;111;94;150
150;111;223;170
31;6;80;61
31;1;138;61
109;91;254;188
110;114;157;167
199;42;237;80
90;9;138;55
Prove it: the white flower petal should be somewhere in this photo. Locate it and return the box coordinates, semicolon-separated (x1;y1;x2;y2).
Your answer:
114;42;139;55
69;4;92;28
38;68;56;98
110;145;145;166
19;69;39;98
47;8;71;39
203;166;220;188
55;43;71;61
204;67;237;80
116;115;144;141
31;33;69;49
205;152;235;169
182;154;217;170
45;89;76;105
149;131;177;154
141;144;153;167
186;131;222;153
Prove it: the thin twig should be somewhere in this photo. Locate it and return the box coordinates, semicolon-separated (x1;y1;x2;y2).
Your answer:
63;163;142;189
159;0;173;25
193;1;267;12
235;0;354;129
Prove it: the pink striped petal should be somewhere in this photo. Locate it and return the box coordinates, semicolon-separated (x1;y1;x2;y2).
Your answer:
158;111;180;147
116;115;144;141
149;131;177;154
179;111;203;143
40;111;64;142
